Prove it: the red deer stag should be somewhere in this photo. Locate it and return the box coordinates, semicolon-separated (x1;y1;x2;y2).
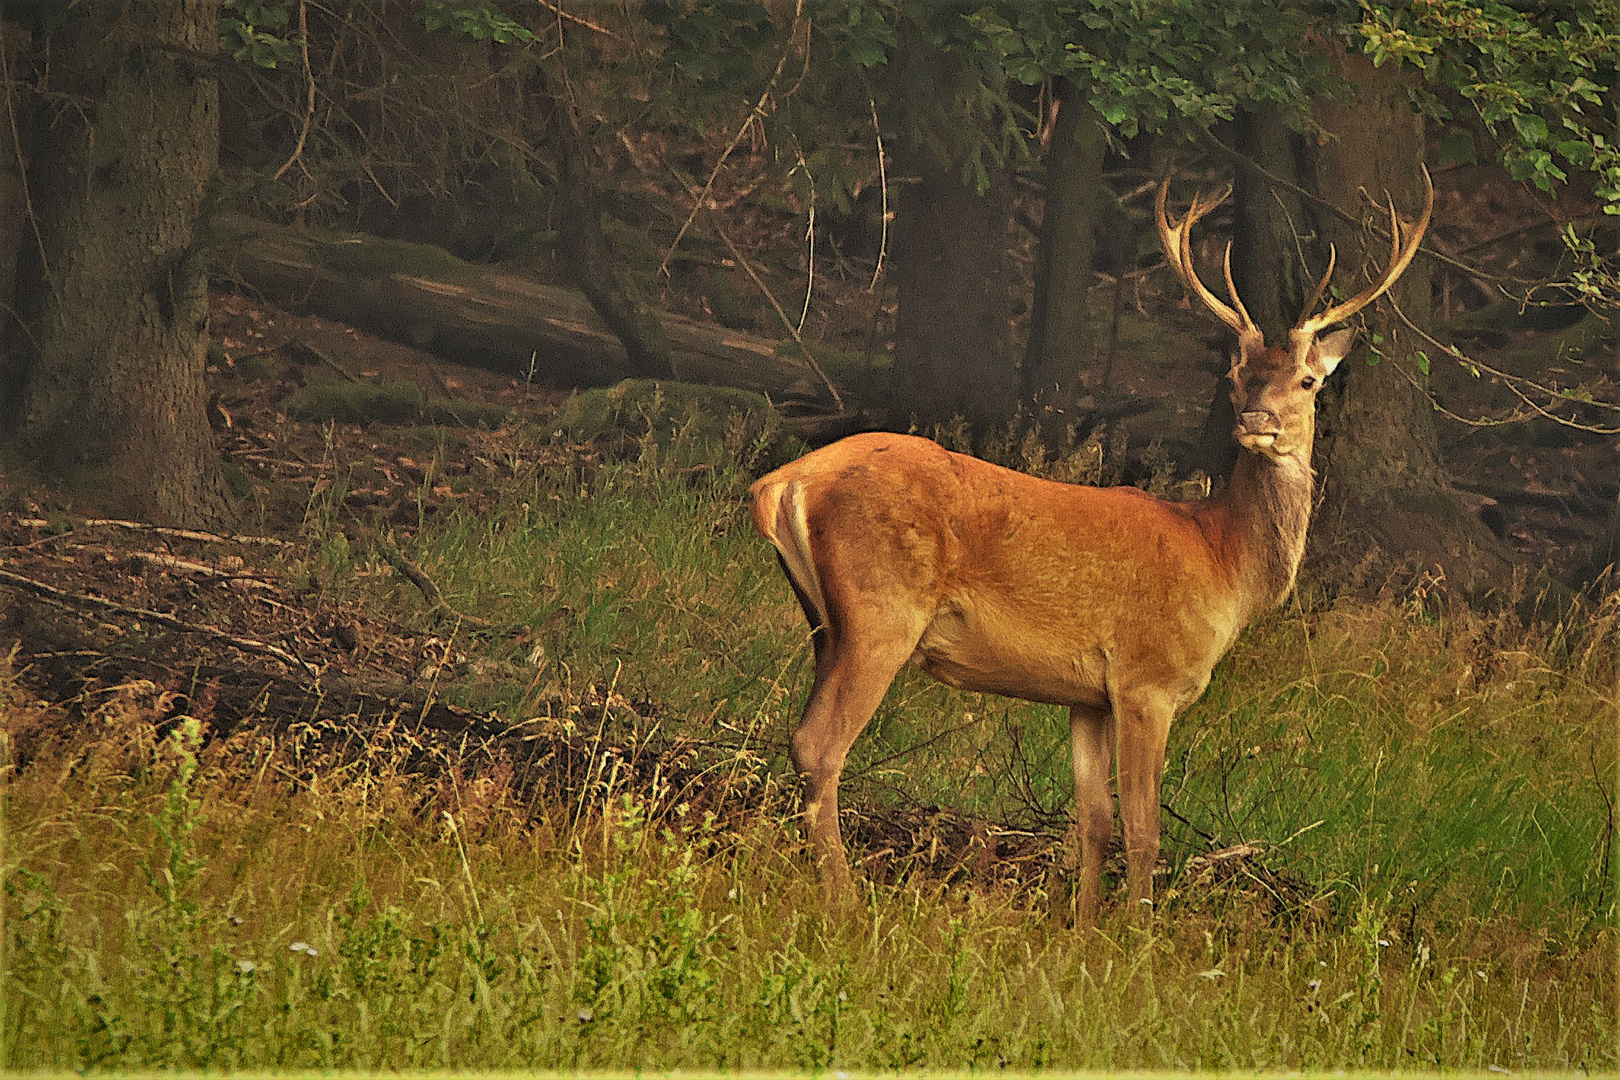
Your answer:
750;170;1432;923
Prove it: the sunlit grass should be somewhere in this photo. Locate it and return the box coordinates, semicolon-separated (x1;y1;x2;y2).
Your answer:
3;426;1615;1070
393;432;1615;926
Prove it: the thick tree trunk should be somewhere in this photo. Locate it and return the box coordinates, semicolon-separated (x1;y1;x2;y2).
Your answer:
1597;462;1620;591
887;156;1019;431
553;144;674;380
7;1;231;528
1307;50;1506;592
879;16;1019;433
1022;84;1106;429
1198;107;1322;479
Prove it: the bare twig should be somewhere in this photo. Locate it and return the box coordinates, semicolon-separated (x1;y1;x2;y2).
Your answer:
533;0;612;36
378;538;493;628
271;2;315;184
127;550;278;588
0;27;54;308
706;207;844;412
298;339;362;383
1195;127;1543;292
1385;293;1620;435
0;566;319;676
13;517;294;547
793;146;815;334
658;0;806;278
869;96;889;292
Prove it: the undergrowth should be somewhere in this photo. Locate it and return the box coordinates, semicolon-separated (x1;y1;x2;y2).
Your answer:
3;418;1615;1070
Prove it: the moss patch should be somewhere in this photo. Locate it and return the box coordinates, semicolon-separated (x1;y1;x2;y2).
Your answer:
280;380;509;429
310;235;474;281
552;378;804;472
282;380;424;426
772;341;891;404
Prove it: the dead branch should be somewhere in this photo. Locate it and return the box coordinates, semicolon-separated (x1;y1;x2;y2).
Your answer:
15;516;295;547
658;0;806;279
377;539;493;629
126;551;278;588
0;566;319;675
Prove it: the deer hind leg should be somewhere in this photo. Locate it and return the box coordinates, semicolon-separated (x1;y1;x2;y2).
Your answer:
788;623;921;904
1112;689;1175;921
1069;702;1116;927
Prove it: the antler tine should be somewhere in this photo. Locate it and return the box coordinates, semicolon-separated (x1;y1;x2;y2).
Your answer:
1298;242;1337;324
1296;164;1434;336
1155;176;1262;347
1220;241;1259;343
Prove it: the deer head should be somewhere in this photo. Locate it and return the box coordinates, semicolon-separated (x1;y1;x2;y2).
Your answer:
1155;169;1434;464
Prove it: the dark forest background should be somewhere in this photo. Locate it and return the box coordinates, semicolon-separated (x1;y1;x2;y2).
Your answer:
0;0;1616;595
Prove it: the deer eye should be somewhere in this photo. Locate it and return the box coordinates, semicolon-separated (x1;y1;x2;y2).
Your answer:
1300;375;1317;390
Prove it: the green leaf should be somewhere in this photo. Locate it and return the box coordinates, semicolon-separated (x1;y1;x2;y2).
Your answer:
1414;350;1430;376
1096;100;1133;126
846;40;889;68
1438;129;1477;167
1512;112;1549;146
1553;139;1593;167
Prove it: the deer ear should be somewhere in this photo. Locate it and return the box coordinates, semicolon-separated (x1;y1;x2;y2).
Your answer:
1313;328;1355;377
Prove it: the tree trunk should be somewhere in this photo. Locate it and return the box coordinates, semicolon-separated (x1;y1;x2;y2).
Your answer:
6;1;231;528
1598;461;1620;591
1022;83;1106;430
879;15;1019;433
0;22;30;431
1197;106;1323;479
1307;50;1506;592
536;65;673;380
886;154;1019;432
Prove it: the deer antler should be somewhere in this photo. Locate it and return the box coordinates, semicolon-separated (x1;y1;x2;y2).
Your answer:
1156;176;1264;354
1294;166;1434;336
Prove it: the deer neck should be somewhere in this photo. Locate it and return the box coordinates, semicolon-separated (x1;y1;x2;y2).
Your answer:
1211;444;1316;619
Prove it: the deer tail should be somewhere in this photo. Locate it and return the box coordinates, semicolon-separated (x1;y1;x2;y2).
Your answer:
752;477;829;631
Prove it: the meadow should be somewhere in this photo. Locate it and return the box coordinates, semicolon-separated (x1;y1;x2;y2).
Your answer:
3;421;1614;1071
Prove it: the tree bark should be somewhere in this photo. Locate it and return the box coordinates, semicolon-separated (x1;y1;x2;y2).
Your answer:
535;64;673;380
886;156;1019;432
1022;83;1106;429
1307;49;1506;592
880;16;1019;433
6;1;232;528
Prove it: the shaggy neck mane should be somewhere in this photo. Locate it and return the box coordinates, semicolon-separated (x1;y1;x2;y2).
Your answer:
1207;446;1316;617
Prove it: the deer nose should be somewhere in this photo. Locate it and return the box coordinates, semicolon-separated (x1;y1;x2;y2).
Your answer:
1238;409;1281;435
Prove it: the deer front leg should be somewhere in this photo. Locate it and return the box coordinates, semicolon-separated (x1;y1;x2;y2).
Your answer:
1113;690;1175;921
1069;702;1116;927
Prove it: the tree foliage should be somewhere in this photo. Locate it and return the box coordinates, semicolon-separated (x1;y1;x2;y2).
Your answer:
1361;0;1618;201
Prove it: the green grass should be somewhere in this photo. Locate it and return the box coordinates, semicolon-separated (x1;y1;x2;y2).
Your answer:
4;431;1615;1071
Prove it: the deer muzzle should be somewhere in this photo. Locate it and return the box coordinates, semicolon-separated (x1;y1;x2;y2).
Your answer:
1236;409;1281;451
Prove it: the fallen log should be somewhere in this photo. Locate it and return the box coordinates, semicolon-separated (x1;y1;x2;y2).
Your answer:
210;214;838;409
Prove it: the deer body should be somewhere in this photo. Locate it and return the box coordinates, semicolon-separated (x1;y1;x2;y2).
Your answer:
753;172;1431;923
757;432;1309;707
